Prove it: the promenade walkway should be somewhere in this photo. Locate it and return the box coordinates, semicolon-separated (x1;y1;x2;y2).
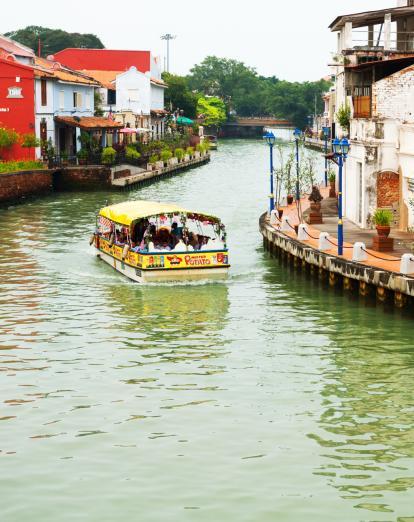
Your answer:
272;188;414;275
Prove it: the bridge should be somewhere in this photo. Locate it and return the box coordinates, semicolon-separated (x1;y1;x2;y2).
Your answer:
219;117;293;138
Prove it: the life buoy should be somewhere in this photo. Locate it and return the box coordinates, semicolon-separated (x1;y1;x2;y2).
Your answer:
122;244;130;260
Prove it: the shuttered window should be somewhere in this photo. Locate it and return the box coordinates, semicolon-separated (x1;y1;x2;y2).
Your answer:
41;79;47;106
73;92;82;108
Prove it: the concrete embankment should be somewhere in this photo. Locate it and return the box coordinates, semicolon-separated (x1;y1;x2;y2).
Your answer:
259;212;414;310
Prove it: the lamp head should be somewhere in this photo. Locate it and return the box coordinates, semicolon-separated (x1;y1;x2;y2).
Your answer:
263;131;276;146
293;128;302;139
322;126;330;138
340;138;350;156
332;138;341;155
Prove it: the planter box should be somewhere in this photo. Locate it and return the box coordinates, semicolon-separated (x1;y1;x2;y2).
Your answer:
184;155;190;162
169;157;178;166
147;163;155;171
155;161;164;170
194;151;200;159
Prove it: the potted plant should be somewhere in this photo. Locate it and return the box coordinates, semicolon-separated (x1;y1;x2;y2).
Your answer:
77;148;88;165
307;185;324;224
328;171;336;198
61;150;69;166
174;147;184;163
125;146;141;163
186;146;194;159
101;146;116;166
148;153;159;171
373;208;393;238
160;148;172;167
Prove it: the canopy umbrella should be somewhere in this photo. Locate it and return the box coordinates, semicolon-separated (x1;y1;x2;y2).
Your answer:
176;116;194;126
120;128;138;133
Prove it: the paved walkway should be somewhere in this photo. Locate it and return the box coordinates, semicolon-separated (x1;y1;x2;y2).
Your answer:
272;188;414;274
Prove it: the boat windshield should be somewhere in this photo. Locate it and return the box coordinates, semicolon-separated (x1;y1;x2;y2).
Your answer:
97;212;227;253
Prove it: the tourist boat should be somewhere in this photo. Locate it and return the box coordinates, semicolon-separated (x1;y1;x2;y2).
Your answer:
204;135;218;150
91;201;230;283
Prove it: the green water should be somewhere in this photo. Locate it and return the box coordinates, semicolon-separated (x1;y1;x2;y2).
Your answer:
1;140;414;522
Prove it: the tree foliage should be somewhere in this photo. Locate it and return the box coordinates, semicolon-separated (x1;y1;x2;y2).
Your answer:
164;56;332;128
4;26;104;57
197;96;226;128
162;73;199;119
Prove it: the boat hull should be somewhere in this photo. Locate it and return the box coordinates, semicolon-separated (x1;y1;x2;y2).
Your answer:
93;236;229;283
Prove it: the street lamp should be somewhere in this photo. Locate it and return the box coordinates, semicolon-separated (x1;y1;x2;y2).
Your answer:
322;126;330;187
332;137;350;256
293;128;302;203
263;131;276;213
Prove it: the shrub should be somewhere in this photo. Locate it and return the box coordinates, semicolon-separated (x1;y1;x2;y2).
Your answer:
196;143;203;153
336;103;351;130
328;171;336;183
101;146;116;165
174;148;184;161
77;148;88;160
373;208;393;226
126;146;141;161
0;160;43;174
203;139;211;151
149;154;159;164
0;127;19;155
160;149;172;162
186;146;194;156
21;133;40;148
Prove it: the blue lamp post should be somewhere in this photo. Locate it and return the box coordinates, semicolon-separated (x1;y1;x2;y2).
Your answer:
264;131;276;212
322;126;330;187
293;128;302;202
332;137;350;256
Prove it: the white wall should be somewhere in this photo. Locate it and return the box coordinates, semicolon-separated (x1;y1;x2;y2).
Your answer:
150;84;165;110
115;67;151;115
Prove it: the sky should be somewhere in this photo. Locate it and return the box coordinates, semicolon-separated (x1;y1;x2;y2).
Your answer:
3;0;395;81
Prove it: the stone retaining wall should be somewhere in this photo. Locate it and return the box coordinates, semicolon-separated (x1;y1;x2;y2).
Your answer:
0;170;53;204
53;166;112;191
259;213;414;310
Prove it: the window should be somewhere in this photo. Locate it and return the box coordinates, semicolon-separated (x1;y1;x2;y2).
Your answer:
59;90;65;110
85;93;91;110
41;78;47;106
107;89;116;105
73;92;82;108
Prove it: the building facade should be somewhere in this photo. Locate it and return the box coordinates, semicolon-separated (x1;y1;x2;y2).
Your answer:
329;2;414;231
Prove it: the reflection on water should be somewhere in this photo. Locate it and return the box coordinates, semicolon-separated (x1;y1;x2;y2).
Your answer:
1;140;414;522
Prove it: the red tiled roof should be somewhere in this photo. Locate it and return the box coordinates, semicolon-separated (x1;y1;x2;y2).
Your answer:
55;116;123;129
0;34;34;58
33;57;100;85
54;48;151;74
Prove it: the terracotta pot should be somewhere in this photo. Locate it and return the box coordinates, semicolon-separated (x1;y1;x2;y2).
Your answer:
277;208;284;219
287;195;294;205
329;181;336;198
376;225;391;238
310;201;321;213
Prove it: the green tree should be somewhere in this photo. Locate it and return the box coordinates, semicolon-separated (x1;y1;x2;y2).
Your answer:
4;26;104;57
162;73;199;118
197;97;226;128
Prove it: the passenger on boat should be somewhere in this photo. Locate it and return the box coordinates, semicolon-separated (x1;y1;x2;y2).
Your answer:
171;222;183;240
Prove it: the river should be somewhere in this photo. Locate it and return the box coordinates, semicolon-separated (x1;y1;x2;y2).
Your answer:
1;139;414;522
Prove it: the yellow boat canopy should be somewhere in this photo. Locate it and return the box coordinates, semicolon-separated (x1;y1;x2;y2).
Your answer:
99;201;220;226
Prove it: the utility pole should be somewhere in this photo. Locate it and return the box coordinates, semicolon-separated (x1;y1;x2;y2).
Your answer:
161;34;176;73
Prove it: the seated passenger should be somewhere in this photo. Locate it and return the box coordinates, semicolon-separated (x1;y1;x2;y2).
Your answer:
171;222;183;240
155;228;172;251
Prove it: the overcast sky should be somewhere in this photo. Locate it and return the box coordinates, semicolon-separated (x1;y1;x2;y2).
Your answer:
3;0;394;81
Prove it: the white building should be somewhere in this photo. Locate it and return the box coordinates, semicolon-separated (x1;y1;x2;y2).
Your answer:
329;1;414;231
